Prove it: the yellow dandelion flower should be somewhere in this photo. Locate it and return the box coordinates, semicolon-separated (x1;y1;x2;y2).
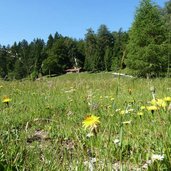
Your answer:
157;99;167;108
140;106;146;110
151;99;158;106
137;112;143;116
163;97;171;102
151;99;167;108
110;97;114;101
100;96;103;99
2;96;11;103
146;106;158;111
82;115;100;130
120;110;126;115
0;85;3;88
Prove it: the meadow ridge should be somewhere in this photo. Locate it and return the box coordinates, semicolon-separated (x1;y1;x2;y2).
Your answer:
0;73;171;170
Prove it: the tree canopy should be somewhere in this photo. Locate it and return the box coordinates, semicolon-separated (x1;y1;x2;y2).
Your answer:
126;0;169;77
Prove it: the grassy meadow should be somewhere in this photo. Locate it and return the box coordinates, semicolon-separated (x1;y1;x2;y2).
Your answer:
0;72;171;170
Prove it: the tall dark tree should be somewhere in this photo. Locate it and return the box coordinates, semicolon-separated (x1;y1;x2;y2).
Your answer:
96;24;114;71
54;32;62;41
7;42;19;79
164;0;171;30
29;38;46;79
104;47;113;71
63;38;78;68
112;29;128;71
76;39;85;68
126;0;168;77
84;28;98;71
14;59;27;79
46;34;54;49
0;46;8;79
17;39;31;76
163;0;171;74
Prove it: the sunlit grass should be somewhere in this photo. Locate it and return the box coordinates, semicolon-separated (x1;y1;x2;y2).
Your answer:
0;73;171;170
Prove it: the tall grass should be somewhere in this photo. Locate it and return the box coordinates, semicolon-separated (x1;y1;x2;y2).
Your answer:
0;73;171;170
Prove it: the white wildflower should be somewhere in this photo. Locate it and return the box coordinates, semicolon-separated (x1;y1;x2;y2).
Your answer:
84;157;96;171
142;160;152;169
122;120;131;124
86;132;94;138
113;139;120;145
151;154;164;161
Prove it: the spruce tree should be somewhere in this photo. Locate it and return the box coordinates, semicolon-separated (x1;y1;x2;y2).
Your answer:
112;29;128;71
96;25;114;71
84;28;98;71
163;0;171;75
126;0;168;77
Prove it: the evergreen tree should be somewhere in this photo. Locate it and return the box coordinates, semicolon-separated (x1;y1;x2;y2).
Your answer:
54;32;62;41
46;34;54;49
29;38;46;79
14;59;27;79
17;40;31;76
104;47;113;71
112;29;128;71
42;37;71;75
126;0;168;77
84;28;98;71
164;0;171;30
64;38;78;68
7;42;18;79
0;46;8;79
163;0;171;74
96;24;114;71
76;39;85;68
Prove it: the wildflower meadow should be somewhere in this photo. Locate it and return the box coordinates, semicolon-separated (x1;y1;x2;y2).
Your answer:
0;72;171;170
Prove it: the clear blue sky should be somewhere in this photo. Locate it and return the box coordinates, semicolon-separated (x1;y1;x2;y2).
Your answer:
0;0;167;46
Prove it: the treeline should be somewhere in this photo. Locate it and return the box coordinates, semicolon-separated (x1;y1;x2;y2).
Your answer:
0;0;171;80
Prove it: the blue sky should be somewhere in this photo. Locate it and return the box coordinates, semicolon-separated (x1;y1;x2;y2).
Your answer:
0;0;167;46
